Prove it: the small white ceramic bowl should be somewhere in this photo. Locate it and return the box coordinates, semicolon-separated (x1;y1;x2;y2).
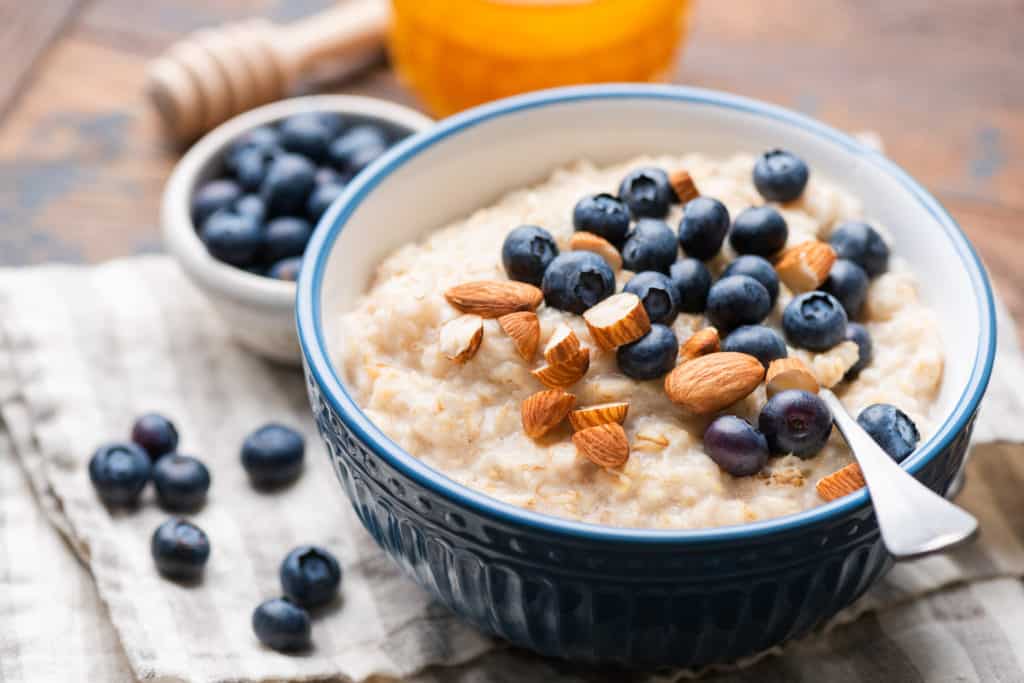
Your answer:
162;95;433;364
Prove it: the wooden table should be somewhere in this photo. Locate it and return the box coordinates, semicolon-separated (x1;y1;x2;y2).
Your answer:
1;0;1020;330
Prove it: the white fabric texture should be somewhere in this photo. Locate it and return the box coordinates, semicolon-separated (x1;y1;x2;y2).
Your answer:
1;256;1023;683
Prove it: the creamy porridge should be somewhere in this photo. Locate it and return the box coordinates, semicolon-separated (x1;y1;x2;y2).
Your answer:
334;153;944;529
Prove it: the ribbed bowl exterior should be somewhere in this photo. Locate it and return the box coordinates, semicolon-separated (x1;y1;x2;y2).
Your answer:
305;369;974;669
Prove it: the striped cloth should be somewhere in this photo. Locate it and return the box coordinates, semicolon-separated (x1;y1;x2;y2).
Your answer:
1;256;1023;683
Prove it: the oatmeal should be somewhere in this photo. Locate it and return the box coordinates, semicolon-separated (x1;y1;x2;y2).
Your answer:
334;153;944;530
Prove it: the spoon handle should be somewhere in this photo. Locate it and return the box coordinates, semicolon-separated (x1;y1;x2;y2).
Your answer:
819;390;978;560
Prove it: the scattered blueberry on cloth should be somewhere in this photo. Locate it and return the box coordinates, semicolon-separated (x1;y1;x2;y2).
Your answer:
2;257;1024;682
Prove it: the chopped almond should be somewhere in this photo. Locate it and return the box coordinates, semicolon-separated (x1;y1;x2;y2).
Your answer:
766;357;819;396
569;232;622;270
439;314;483;362
521;389;576;439
532;347;590;388
498;311;540;361
568;402;629;431
582;293;650;350
669;169;700;204
544;323;582;365
573;423;630;468
679;327;720;363
816;463;866;501
775;241;836;293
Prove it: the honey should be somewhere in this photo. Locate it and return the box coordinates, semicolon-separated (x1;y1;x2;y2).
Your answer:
389;0;693;116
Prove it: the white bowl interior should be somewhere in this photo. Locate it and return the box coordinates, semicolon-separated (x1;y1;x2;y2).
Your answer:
320;95;981;435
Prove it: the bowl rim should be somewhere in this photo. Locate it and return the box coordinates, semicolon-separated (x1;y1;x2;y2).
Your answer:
162;94;434;309
297;84;996;545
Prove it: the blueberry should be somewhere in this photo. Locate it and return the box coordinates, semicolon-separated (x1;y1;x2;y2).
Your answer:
623;271;680;325
618;167;673;218
758;390;833;458
541;251;615;314
231;146;277;191
705;275;772;331
572;193;631;245
327;124;388;175
131;413;179;460
856;403;919;463
313;111;346;136
267;257;302;282
668;258;711;313
263;217;312;262
782;291;848;351
260;153;316;217
200;211;263;266
280;545;342;608
89;442;152;506
822;259;869;318
501;225;559;286
307;183;345;223
153;454;211;511
753;149;809;202
151;518;210;581
252;598;312;652
844;322;873;380
235;194;266;222
829;221;890;277
278;113;333;162
227;126;280;163
241;423;305;488
315;166;343;186
722;325;787;368
677;197;730;260
191;179;242;226
621;219;678;274
703;415;769;477
730;206;789;257
722;255;780;306
616;324;678;380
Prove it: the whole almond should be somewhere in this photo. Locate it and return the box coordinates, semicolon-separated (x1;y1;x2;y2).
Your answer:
439;314;484;362
583;292;651;350
498;311;540;361
669;169;700;204
679;327;720;363
816;462;866;501
532;347;590;388
544;323;582;365
775;241;836;292
444;280;543;318
573;423;630;468
568;401;629;431
664;352;765;415
766;357;819;396
569;232;623;270
521;389;576;439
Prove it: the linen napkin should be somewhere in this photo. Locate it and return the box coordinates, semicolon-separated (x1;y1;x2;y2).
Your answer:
2;256;1024;683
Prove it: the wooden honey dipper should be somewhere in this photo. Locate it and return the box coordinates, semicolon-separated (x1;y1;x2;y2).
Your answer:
146;0;389;142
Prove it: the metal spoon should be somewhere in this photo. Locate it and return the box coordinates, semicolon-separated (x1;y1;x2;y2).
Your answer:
819;389;978;560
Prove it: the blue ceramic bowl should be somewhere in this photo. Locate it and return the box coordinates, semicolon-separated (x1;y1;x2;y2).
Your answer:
297;85;995;668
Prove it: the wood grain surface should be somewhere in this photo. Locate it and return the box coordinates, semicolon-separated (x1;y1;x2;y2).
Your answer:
0;0;1020;329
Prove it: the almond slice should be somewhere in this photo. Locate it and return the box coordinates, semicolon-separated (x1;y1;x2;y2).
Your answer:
766;357;819;396
669;169;700;204
816;462;865;501
568;401;629;431
521;389;576;439
544;323;582;365
439;314;483;362
582;293;650;350
532;347;590;388
775;241;836;293
498;311;540;361
569;231;623;270
573;423;630;468
664;352;765;415
679;327;720;363
444;280;543;318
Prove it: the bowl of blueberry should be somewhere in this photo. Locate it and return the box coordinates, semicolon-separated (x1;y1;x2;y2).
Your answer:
162;95;432;364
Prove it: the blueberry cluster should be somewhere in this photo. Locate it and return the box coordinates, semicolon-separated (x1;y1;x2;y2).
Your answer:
253;545;342;652
191;112;409;280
